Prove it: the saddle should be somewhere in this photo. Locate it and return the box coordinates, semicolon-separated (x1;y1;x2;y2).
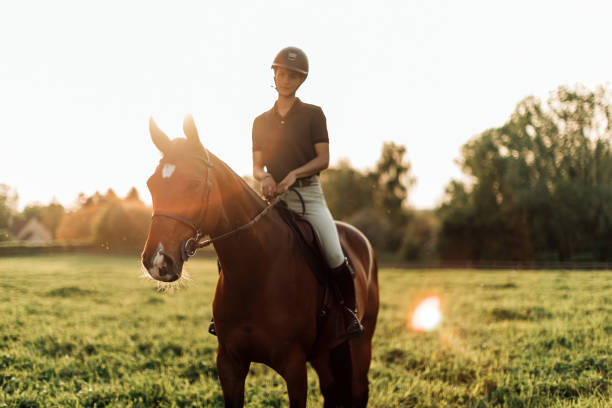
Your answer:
274;200;331;285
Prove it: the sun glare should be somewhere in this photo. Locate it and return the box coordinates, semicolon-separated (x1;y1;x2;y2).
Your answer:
410;296;442;332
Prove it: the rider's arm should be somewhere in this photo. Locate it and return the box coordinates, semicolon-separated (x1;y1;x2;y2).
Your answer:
252;151;273;182
252;115;273;183
289;142;329;179
253;150;277;198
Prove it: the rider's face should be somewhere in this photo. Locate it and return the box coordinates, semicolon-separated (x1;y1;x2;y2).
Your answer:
274;68;305;97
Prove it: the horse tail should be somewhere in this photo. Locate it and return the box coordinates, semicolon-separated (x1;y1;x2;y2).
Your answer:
329;340;353;405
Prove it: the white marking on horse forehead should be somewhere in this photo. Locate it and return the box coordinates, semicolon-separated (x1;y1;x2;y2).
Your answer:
162;163;176;179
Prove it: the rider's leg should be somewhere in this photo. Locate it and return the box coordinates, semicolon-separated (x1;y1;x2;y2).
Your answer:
281;183;344;266
281;182;364;339
330;258;364;339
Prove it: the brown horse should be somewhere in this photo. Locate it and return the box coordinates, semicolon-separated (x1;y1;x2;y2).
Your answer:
141;115;379;408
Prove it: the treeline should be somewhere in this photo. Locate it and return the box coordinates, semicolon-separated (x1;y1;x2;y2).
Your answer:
3;84;612;263
320;143;434;261
0;187;151;253
321;85;612;263
437;85;612;263
57;188;151;253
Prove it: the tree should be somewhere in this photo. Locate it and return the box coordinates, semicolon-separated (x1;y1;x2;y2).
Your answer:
83;191;104;207
0;184;18;241
56;204;103;242
125;187;141;202
93;201;150;252
320;159;374;221
399;210;438;261
105;188;118;201
368;142;415;227
437;84;612;262
320;143;417;253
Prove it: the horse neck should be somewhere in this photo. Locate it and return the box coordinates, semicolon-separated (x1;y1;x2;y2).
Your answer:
209;159;287;276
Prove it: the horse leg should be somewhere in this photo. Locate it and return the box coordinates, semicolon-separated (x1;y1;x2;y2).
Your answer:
350;333;374;408
216;345;250;408
277;351;308;408
310;352;339;408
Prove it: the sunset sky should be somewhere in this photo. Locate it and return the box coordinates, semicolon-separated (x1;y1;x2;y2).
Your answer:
1;1;611;210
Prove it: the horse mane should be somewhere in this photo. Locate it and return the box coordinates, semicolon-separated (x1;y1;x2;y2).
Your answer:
207;150;268;210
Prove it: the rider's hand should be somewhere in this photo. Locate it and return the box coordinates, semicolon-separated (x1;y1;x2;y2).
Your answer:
276;171;297;195
261;174;277;199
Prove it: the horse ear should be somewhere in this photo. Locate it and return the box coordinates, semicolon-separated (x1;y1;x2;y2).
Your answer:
149;117;171;153
183;114;205;151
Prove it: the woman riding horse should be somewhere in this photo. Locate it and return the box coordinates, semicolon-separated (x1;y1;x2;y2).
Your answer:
142;47;379;407
209;46;363;339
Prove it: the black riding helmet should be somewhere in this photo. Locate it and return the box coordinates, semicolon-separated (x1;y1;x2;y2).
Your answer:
271;47;309;78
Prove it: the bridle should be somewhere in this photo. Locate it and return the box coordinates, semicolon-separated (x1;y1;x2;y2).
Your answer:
151;148;282;262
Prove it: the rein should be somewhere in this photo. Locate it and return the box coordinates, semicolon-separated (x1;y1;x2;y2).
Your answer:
194;195;283;249
151;148;286;262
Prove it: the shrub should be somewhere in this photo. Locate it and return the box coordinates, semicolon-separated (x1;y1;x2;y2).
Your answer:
347;207;399;251
93;201;151;252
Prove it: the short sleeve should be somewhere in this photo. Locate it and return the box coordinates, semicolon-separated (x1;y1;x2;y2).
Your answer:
311;107;329;144
252;116;263;152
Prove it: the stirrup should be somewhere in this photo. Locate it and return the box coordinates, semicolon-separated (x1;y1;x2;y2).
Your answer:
208;320;217;336
337;306;364;340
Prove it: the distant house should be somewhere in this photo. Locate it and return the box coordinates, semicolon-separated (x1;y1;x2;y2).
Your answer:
15;218;53;243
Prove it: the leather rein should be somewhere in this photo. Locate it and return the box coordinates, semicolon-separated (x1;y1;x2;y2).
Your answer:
151;148;283;262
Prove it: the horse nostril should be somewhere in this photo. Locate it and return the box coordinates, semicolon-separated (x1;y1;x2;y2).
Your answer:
159;265;170;276
157;252;174;276
142;257;152;270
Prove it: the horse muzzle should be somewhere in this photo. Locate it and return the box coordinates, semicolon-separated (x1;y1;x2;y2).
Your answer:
142;244;183;282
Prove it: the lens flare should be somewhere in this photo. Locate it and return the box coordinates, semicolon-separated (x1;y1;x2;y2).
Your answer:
410;296;442;332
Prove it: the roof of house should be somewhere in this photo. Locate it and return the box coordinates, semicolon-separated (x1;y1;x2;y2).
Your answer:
15;218;53;242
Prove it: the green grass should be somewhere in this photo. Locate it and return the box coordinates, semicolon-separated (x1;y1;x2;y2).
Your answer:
0;254;610;407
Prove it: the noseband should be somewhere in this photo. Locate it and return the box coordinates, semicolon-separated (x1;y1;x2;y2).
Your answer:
151;148;282;262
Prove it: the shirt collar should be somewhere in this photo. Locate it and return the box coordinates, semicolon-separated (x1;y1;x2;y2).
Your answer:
272;97;302;116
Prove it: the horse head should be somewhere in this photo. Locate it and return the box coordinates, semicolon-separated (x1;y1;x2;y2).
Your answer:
141;115;221;282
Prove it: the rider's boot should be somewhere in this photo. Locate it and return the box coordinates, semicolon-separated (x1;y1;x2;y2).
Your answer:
331;258;364;340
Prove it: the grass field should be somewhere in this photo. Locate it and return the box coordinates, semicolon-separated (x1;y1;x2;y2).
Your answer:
0;254;610;407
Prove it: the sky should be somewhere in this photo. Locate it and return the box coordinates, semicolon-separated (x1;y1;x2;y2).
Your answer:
1;0;611;210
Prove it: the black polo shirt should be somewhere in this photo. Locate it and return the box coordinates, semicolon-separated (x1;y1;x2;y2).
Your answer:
252;98;329;182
